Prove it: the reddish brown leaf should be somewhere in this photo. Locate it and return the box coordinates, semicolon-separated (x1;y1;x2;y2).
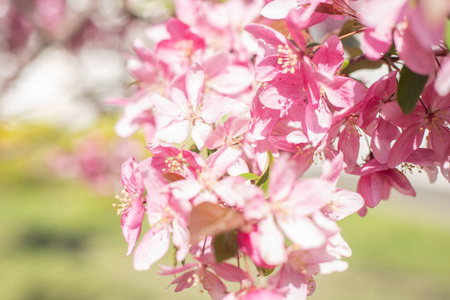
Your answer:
269;20;290;38
162;172;186;183
188;202;245;244
315;3;345;15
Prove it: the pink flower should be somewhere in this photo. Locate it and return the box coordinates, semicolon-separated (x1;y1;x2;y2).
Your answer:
145;143;205;180
387;82;450;168
114;157;146;256
435;55;450;96
360;0;448;75
266;232;350;299
254;155;338;265
159;254;247;300
224;288;285;300
245;15;307;82
352;158;416;215
107;90;159;141
132;163;191;269
155;18;205;74
203;53;254;96
156;62;238;150
169;146;243;206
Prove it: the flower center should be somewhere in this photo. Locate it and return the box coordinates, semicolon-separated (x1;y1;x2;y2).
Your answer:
162;156;186;174
175;39;195;59
113;188;133;215
277;44;298;74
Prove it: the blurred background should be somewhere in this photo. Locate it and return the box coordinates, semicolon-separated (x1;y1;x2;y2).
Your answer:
1;1;449;299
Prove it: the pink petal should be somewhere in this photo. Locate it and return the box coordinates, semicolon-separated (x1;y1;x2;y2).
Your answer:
313;35;344;77
324;189;364;221
435;56;450;96
156;119;190;144
388;125;425;168
315;260;348;275
201;96;237;124
244;23;287;47
121;199;145;256
289;178;334;215
260;0;296;20
258;216;287;265
172;270;197;292
357;173;384;208
286;130;309;144
325;77;367;108
394;24;435;75
338;124;360;172
260;80;306;110
361;27;392;60
172;219;190;262
203;53;229;78
371;119;400;164
240;289;285;300
202;269;228;300
133;226;170;270
170;179;202;202
441;145;450;183
278;217;326;249
210;262;247;282
227;157;250;177
207;146;242;179
207;65;253;95
269;154;300;202
286;6;328;31
191;121;212;151
205;125;227;149
320;152;343;185
305;103;332;147
381;169;415;197
254;55;281;82
186;62;204;108
158;263;197;275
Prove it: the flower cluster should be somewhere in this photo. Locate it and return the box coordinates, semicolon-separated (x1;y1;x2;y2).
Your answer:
110;0;450;299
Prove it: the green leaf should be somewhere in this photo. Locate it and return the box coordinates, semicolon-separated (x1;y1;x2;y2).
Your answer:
171;245;177;267
256;266;275;277
397;65;429;115
213;231;239;263
260;180;269;196
239;172;260;181
255;150;275;188
339;19;360;37
445;18;450;49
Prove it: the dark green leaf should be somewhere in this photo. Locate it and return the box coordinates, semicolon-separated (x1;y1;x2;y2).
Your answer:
339;19;360;37
239;172;260;181
341;36;361;49
397;65;429;115
213;232;238;263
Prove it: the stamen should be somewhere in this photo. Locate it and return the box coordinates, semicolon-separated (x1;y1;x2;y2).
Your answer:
277;44;298;74
113;188;133;215
399;162;420;175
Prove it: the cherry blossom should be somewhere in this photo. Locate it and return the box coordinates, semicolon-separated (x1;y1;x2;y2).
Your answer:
105;1;450;299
